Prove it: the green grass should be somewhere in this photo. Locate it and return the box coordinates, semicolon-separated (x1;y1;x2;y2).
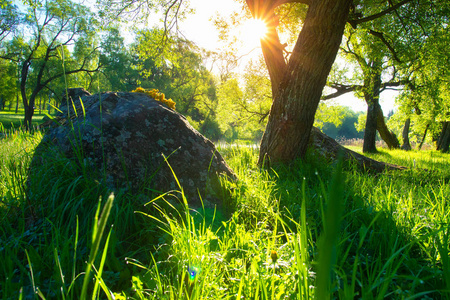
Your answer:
0;111;47;130
1;126;450;299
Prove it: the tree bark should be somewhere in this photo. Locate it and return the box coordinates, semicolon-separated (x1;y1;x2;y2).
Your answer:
401;118;411;150
258;0;352;165
21;60;35;131
15;93;19;114
418;123;429;150
259;15;287;100
311;127;406;173
362;64;382;153
362;61;399;152
376;102;400;149
437;121;450;153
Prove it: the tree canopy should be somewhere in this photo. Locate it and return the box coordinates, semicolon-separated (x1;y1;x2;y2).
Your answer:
2;0;450;154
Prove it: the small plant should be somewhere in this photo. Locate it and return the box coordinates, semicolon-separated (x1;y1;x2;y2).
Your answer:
132;87;176;110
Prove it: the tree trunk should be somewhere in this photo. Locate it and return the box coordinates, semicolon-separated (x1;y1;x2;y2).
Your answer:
363;100;378;153
401;118;411;150
20;60;37;131
21;87;35;131
362;67;381;153
311;127;406;172
418;123;429;150
23;99;35;131
376;102;400;149
48;92;52;114
436;121;450;153
15;93;19;114
42;94;46;116
259;14;286;100
258;0;352;165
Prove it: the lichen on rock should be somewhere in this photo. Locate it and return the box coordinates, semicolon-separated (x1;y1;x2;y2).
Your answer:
35;88;236;207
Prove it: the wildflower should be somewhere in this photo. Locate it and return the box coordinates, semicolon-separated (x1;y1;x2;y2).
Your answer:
131;87;145;93
270;250;278;263
131;87;176;110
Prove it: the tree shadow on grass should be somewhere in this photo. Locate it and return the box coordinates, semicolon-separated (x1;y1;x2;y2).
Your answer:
265;153;448;299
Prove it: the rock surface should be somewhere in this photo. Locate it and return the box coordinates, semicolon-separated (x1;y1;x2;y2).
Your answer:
37;88;235;206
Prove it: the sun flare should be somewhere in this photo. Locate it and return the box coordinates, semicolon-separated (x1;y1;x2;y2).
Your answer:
246;18;268;40
240;18;269;49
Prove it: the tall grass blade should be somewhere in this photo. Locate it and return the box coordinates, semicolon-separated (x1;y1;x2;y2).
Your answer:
54;247;67;298
315;157;345;300
24;250;37;298
92;229;113;299
80;193;115;299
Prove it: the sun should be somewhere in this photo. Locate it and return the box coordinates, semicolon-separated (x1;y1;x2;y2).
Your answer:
240;18;269;48
246;18;268;40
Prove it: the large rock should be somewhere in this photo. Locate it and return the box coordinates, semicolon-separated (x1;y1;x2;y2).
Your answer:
36;88;235;206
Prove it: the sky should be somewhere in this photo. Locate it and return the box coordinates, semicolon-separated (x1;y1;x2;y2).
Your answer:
166;0;399;114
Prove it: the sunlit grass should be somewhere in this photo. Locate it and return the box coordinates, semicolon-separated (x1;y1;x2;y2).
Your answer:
1;130;450;299
346;146;449;172
0;112;47;130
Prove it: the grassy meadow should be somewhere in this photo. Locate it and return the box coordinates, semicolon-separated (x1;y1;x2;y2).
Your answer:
1;120;450;299
0;111;47;130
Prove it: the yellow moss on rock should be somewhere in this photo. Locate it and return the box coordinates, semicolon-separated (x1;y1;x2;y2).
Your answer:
132;87;176;110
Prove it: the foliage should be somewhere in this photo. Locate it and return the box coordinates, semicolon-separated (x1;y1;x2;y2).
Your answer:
97;27;140;92
389;22;450;147
215;58;271;142
0;0;19;42
132;28;222;138
316;105;365;140
0;0;102;128
0;59;17;109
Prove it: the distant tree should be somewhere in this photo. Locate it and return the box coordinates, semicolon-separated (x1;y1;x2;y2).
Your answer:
98;27;140;91
133;28;220;137
318;106;364;140
215;58;272;142
0;0;101;130
390;12;450;152
324;1;450;153
0;59;17;110
400;117;412;150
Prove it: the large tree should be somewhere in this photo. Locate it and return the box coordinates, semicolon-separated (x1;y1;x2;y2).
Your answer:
243;0;429;165
327;1;449;153
251;0;447;161
244;0;353;165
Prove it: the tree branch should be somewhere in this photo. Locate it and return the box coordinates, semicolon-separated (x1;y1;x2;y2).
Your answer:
321;84;361;100
322;79;408;101
368;29;402;62
245;0;309;19
349;0;413;28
